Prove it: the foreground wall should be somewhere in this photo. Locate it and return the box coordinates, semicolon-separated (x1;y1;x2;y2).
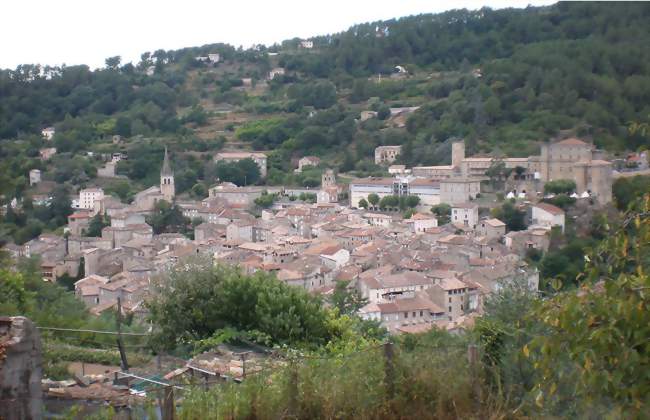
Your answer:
0;316;43;420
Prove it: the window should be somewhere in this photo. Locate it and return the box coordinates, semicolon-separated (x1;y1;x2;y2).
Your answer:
420;310;423;317
413;312;416;318
449;297;452;303
404;312;408;318
461;304;464;310
448;306;452;312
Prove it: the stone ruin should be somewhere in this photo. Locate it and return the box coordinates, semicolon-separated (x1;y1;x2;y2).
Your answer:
0;316;43;420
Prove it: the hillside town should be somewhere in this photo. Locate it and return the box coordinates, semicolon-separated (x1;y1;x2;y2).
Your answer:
3;1;650;417
4;135;614;334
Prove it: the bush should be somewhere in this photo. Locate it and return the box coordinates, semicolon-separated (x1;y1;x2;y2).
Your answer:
544;179;576;195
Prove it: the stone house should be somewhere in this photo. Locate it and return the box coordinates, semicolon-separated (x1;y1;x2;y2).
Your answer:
476;218;506;240
359;291;446;332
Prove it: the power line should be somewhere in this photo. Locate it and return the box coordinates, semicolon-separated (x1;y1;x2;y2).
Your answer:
37;326;150;336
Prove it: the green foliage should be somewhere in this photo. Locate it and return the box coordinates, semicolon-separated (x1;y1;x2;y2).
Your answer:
526;195;650;416
287;81;337;109
492;201;526;231
181;105;209;126
367;193;380;206
0;269;33;313
254;191;277;209
147;260;335;350
544;179;577;195
613;175;650;211
86;214;110;237
235;118;291;149
179;331;494;420
104;180;133;202
431;203;451;224
145;201;191;235
44;342;150;367
214;158;261;186
297;192;316;203
542;194;576;210
328;280;367;315
358;198;368;209
539;237;595;290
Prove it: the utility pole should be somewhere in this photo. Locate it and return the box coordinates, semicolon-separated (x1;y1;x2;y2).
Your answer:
238;351;251;379
116;297;129;372
162;386;175;420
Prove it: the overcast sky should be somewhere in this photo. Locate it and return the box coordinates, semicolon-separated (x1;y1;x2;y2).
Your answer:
2;0;556;70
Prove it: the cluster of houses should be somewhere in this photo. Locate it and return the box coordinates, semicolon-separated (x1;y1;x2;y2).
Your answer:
9;145;578;335
7;135;612;335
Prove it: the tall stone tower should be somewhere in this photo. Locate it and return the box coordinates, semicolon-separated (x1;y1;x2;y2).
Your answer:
160;147;175;202
451;140;465;169
322;169;336;188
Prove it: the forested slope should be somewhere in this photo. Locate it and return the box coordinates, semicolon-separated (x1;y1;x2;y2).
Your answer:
1;2;650;245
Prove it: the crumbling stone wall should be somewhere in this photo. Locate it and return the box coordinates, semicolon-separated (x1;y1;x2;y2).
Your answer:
0;316;43;420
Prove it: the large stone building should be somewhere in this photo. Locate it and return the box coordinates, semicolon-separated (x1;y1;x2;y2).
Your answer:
215;152;268;178
412;138;613;204
440;177;481;205
537;138;612;204
374;145;402;165
349;176;440;208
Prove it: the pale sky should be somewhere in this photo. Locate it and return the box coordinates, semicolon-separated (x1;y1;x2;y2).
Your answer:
2;0;556;70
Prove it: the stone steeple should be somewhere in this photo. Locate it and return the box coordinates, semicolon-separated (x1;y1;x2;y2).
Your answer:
160;147;175;202
161;147;173;177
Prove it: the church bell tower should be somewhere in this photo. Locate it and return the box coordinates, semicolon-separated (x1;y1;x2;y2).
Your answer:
160;147;175;202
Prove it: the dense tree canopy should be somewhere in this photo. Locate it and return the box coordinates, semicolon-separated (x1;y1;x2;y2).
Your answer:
148;260;335;350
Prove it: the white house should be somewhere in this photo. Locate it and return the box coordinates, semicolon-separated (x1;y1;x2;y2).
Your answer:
363;213;392;227
317;187;338;204
208;53;221;63
79;188;104;210
405;213;438;234
268;67;285;80
320;248;350;269
531;202;565;233
41;127;55;140
300;40;314;49
452;203;479;228
29;169;41;186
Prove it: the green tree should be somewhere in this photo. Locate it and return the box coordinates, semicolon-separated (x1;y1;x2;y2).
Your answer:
358;198;369;209
527;196;650;416
49;186;73;226
544;179;576;195
105;56;122;70
0;269;33;313
406;195;420;208
215;158;261;186
254;191;277;209
147;259;333;350
329;280;367;315
492;202;526;231
86;214;109;237
367;193;380;208
145;201;191;235
431;203;451;224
